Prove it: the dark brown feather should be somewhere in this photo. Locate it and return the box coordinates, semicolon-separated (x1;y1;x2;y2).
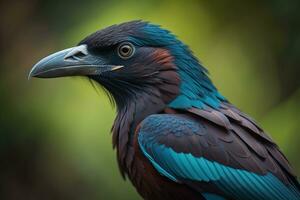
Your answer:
186;104;298;185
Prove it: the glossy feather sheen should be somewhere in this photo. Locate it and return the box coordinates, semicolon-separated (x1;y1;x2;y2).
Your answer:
140;23;226;109
138;114;300;200
78;21;300;200
202;193;226;200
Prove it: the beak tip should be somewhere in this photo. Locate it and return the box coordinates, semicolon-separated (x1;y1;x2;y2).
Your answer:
28;70;34;80
28;65;38;80
27;73;34;80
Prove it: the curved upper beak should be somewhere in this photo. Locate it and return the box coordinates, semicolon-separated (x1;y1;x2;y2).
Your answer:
29;44;122;79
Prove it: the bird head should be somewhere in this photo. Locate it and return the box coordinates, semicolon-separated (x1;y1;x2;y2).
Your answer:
29;21;225;110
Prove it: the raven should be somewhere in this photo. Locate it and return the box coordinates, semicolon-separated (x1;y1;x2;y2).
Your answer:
29;21;300;200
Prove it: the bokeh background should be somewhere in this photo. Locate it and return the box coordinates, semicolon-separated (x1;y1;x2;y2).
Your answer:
1;0;299;199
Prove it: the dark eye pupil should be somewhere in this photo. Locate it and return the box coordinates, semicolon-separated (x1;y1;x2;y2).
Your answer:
122;46;130;54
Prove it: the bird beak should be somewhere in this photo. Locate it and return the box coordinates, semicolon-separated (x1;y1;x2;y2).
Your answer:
29;44;122;79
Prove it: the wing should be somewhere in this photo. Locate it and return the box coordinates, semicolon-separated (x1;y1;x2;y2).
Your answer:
137;109;300;200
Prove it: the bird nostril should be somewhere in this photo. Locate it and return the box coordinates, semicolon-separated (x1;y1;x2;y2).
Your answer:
64;51;86;61
64;45;89;62
73;51;86;59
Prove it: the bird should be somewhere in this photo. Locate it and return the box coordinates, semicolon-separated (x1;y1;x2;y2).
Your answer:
29;21;300;200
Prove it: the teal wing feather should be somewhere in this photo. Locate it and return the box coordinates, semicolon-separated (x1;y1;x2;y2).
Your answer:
138;114;300;200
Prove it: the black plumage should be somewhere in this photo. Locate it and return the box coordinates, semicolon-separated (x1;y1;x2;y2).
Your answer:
29;21;300;200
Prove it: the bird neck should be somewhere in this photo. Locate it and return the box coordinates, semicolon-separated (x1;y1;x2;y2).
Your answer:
109;60;181;176
139;24;227;109
167;44;227;109
112;88;167;176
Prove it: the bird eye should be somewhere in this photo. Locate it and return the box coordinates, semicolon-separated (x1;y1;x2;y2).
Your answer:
117;42;135;59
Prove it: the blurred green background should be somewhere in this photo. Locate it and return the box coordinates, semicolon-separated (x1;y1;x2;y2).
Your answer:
1;0;299;199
